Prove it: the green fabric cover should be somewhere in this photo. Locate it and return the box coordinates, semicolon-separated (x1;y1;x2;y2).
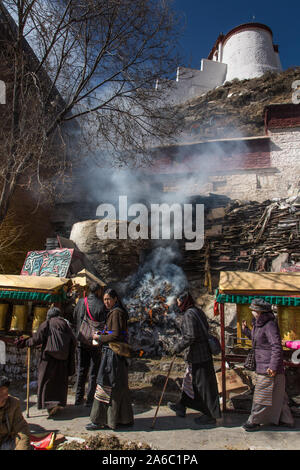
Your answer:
216;290;300;307
0;289;66;303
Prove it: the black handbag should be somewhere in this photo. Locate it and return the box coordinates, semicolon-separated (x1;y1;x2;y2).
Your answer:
244;348;256;371
194;308;222;356
207;335;222;356
244;336;256;371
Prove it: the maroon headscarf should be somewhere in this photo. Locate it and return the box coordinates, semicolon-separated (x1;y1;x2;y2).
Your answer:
178;292;195;312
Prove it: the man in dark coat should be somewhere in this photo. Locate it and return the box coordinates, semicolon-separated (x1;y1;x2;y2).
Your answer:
168;291;221;426
16;307;77;417
0;376;31;450
73;282;106;407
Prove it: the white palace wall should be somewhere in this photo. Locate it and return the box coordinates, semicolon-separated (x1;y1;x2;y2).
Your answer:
268;127;300;196
194;128;300;203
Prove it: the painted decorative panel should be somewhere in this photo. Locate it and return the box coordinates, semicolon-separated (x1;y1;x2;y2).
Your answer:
21;249;73;277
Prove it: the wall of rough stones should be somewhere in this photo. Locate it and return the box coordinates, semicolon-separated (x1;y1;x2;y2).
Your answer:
0;340;38;382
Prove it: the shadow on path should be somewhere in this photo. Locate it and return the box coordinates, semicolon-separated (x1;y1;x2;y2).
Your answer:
116;413;300;434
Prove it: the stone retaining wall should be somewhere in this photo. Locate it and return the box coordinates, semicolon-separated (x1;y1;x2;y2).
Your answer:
0;340;39;382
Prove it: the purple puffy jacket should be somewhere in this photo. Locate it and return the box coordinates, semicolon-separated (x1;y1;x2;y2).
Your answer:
243;311;284;374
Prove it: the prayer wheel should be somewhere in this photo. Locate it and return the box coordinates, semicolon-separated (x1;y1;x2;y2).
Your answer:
277;306;300;345
0;303;9;331
10;305;28;332
32;306;48;333
236;304;253;348
296;308;300;340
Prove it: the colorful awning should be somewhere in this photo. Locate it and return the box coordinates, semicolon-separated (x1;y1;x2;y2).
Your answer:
219;271;300;296
0;275;70;303
216;271;300;306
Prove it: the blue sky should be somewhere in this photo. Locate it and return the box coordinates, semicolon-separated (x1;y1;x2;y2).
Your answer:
172;0;300;72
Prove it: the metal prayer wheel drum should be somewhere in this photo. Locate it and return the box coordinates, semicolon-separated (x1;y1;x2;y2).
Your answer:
277;306;300;345
32;306;48;333
10;305;28;332
0;304;9;331
236;304;253;348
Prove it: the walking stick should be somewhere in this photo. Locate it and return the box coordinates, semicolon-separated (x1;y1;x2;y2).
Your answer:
26;347;31;418
151;355;176;429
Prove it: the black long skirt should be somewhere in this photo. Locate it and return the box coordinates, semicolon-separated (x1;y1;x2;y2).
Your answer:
37;357;69;410
180;360;221;419
90;352;133;430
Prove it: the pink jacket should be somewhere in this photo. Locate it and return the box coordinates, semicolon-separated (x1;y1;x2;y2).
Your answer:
285;340;300;350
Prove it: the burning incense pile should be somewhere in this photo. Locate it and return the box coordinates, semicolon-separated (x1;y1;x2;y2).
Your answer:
126;276;175;324
120;245;188;357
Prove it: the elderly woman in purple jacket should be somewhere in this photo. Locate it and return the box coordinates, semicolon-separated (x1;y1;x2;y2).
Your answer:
241;298;294;432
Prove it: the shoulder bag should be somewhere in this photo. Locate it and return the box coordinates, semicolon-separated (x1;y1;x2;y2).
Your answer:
77;298;103;348
109;341;132;358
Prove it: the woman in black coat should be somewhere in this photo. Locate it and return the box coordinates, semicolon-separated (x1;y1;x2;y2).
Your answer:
168;291;221;426
16;307;77;417
85;289;133;431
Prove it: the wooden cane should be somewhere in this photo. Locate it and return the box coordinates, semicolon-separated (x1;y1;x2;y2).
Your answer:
151;355;176;429
26;347;31;418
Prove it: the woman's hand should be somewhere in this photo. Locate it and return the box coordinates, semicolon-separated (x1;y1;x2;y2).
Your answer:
266;368;276;377
241;320;247;331
281;339;286;347
15;336;27;349
92;333;101;346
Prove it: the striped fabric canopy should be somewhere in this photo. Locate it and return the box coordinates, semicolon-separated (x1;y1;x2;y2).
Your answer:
217;271;300;306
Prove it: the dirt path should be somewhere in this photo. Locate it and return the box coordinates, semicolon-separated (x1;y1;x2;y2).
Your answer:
10;356;300;451
19;390;300;451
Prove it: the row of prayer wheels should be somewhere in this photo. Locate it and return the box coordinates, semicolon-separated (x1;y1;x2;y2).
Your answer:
237;304;300;348
0;304;48;334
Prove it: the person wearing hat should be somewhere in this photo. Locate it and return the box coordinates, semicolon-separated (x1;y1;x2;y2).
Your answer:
0;376;31;450
241;298;294;431
167;291;221;427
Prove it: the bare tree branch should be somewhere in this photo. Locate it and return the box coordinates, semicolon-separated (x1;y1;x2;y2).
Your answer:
0;0;184;224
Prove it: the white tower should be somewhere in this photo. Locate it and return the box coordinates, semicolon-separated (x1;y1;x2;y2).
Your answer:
218;23;282;82
158;22;283;105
